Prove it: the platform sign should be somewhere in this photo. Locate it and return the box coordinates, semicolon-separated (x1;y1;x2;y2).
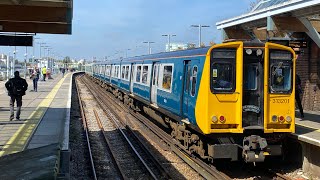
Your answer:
0;35;33;46
289;40;308;48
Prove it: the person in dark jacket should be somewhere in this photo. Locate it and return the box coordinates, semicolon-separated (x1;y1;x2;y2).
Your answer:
5;71;28;121
61;68;65;78
295;74;304;118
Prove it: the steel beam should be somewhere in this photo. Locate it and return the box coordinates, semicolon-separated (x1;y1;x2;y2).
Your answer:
299;17;320;48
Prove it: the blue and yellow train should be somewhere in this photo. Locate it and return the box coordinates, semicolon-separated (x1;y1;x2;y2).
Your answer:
85;41;296;163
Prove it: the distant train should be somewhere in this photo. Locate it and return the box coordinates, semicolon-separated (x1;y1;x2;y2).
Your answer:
85;41;296;163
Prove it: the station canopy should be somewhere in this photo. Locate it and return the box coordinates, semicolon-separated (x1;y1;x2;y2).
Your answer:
0;0;73;34
216;0;320;47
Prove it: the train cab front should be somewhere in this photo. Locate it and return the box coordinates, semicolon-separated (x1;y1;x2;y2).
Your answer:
242;42;296;163
196;41;296;163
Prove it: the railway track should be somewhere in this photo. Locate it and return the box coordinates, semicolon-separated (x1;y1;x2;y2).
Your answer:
76;75;170;180
81;74;230;180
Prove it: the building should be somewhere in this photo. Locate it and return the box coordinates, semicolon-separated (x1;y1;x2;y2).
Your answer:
166;43;189;52
216;0;320;111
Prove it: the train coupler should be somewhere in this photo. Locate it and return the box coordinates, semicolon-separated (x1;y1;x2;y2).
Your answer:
242;135;268;163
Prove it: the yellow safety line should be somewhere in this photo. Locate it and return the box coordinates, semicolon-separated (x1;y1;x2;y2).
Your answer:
296;122;320;133
0;74;70;156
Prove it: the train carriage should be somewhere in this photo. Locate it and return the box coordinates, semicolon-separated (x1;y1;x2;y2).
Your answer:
86;41;296;163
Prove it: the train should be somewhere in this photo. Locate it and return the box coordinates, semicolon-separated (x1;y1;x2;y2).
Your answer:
85;41;296;163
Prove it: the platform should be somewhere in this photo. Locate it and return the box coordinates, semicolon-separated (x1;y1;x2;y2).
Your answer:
0;73;72;179
293;110;320;146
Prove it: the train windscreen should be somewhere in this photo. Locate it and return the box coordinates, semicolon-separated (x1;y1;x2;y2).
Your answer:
210;49;236;93
269;50;293;94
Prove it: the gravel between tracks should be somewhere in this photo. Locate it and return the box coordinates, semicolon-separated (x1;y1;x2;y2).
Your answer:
77;78;122;179
69;76;91;180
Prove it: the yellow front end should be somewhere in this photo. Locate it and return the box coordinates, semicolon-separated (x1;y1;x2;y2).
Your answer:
195;42;296;135
264;43;296;133
195;42;244;134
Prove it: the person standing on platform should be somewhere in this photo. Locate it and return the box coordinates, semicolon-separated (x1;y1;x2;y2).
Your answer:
5;71;28;121
42;66;47;81
47;68;53;79
61;68;65;78
295;74;304;118
31;67;39;92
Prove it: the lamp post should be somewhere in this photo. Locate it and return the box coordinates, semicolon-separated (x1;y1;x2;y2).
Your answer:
125;49;131;58
24;52;27;79
38;42;46;60
12;48;17;78
191;24;210;47
33;37;40;62
24;45;28;79
162;34;176;52
143;41;155;54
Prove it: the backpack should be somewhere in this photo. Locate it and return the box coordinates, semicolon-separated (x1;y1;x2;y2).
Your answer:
11;79;25;96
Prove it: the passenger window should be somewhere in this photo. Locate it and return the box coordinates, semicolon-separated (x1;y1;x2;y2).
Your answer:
162;65;173;91
142;66;149;84
136;66;141;82
191;66;198;96
107;66;110;76
111;66;115;77
116;66;120;78
153;66;157;86
122;66;125;79
185;65;191;93
125;66;130;80
244;64;258;90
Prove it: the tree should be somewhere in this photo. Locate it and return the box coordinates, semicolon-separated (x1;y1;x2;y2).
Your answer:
63;56;71;68
187;43;196;49
209;41;216;46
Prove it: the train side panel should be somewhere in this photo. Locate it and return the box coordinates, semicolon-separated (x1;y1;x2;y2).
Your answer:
156;59;183;116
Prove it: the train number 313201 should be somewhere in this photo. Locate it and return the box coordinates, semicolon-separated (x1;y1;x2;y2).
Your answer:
272;99;289;103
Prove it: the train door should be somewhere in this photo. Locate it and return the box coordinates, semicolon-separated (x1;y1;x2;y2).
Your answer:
151;63;160;105
182;60;191;117
130;64;135;93
242;48;264;128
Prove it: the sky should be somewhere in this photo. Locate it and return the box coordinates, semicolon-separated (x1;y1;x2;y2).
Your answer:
1;0;256;61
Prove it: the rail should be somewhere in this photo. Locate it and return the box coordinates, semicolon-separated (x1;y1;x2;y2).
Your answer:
75;76;97;180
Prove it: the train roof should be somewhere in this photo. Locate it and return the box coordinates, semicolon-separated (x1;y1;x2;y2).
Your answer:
95;47;211;65
93;41;272;66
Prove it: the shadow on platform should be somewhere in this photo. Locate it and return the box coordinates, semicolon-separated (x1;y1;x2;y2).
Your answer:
0;143;59;179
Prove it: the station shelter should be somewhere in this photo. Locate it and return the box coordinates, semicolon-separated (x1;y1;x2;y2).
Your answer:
216;0;320;111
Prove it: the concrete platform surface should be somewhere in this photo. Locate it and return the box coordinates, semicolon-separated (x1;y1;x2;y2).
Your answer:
0;73;71;156
0;72;72;179
294;110;320;146
0;143;59;180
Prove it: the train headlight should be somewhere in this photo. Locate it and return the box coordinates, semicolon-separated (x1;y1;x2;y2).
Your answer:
246;49;252;55
212;116;218;123
219;116;226;123
256;49;263;56
272;115;278;122
286;116;292;123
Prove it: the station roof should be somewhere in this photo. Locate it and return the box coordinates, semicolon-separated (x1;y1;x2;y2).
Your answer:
216;0;320;47
0;0;73;34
